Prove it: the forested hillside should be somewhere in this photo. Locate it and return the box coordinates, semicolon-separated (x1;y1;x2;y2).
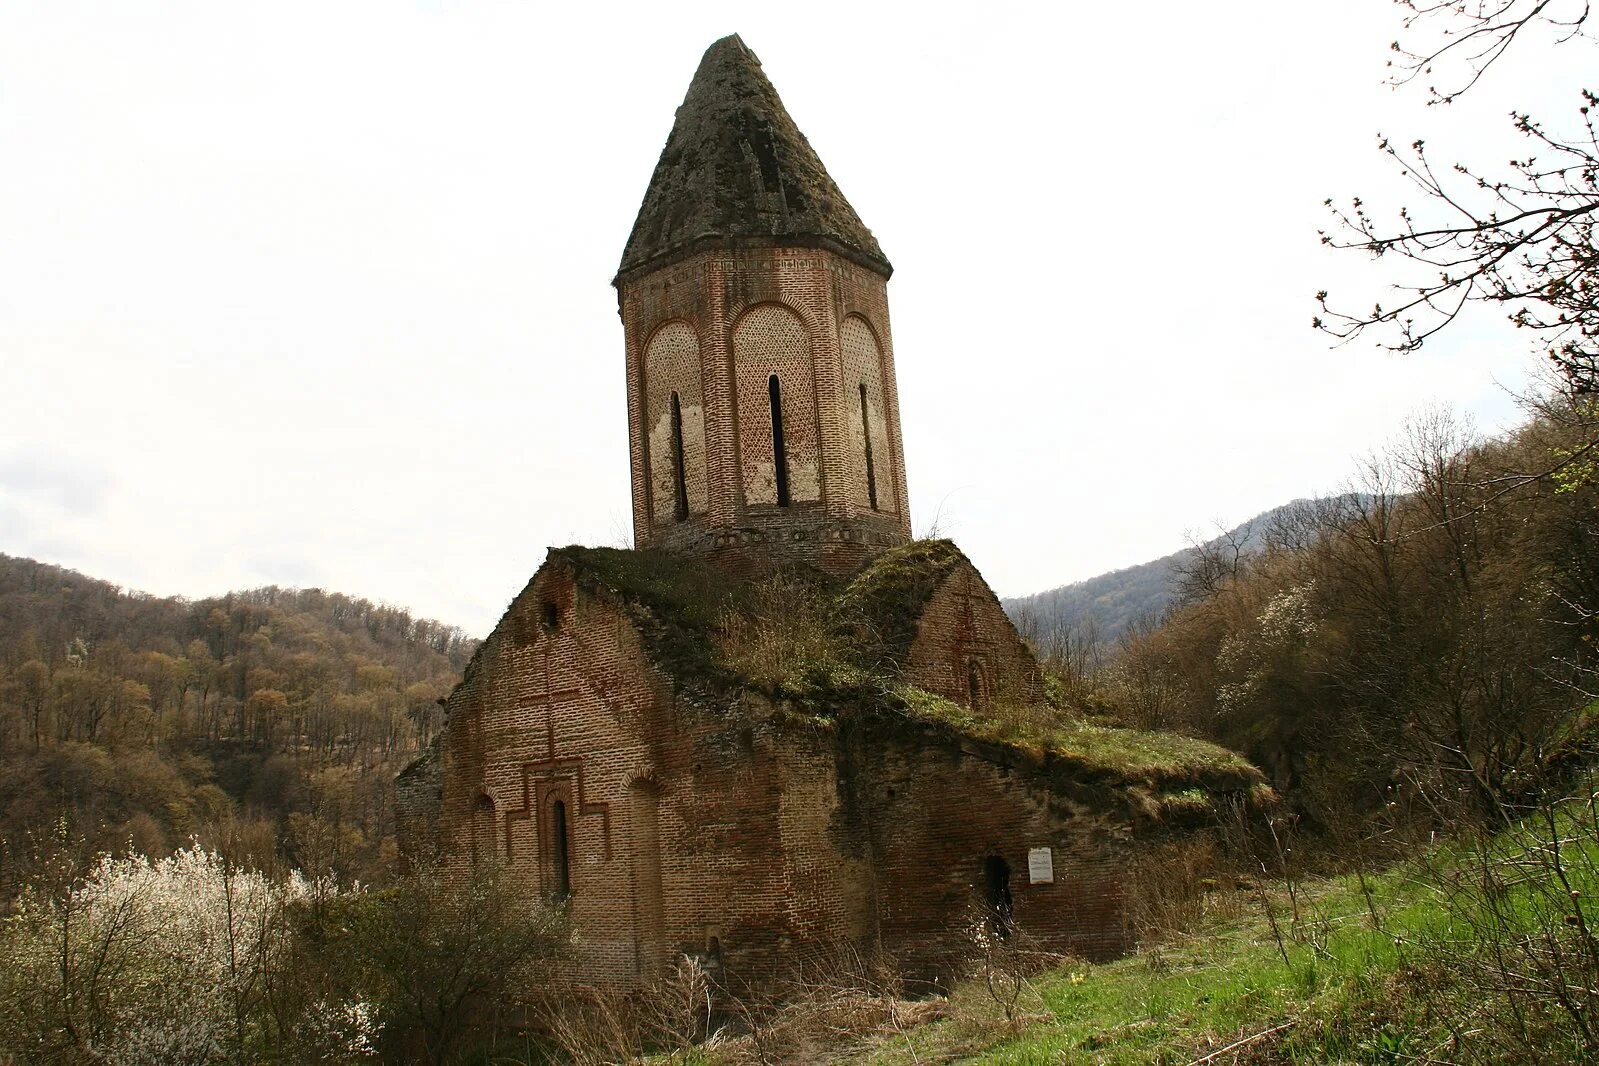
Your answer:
1040;402;1599;826
1003;498;1361;650
0;555;477;892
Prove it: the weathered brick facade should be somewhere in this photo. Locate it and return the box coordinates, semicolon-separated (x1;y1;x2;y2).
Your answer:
400;547;1151;991
396;33;1266;998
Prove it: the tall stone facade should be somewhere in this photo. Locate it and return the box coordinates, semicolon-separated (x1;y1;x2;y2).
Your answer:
398;35;1266;995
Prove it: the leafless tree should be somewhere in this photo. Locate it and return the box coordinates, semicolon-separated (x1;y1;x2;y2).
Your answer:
1173;521;1255;605
1318;1;1599;394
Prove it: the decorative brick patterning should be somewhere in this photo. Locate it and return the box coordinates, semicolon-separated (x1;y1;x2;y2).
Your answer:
840;314;897;516
612;31;911;576
618;246;912;576
732;303;819;507
644;322;708;521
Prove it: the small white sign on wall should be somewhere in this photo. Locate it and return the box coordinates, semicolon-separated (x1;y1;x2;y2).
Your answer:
1027;847;1054;885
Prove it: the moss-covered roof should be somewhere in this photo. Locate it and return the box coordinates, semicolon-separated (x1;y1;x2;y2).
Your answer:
616;34;891;281
835;539;968;668
887;686;1267;809
548;545;741;697
542;543;1267;810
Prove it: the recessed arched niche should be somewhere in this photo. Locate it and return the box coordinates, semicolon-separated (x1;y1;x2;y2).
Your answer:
731;303;819;507
840;314;896;515
642;321;708;524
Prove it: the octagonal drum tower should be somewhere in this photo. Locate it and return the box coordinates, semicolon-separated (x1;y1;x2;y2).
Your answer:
615;35;911;576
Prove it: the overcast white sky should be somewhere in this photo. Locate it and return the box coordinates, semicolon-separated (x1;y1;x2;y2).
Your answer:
1;1;1588;635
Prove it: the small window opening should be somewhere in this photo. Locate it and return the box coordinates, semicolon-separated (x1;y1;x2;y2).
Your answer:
542;601;560;630
768;374;790;507
967;660;988;711
858;382;879;511
471;794;496;866
551;799;572;901
669;391;689;522
983;855;1014;939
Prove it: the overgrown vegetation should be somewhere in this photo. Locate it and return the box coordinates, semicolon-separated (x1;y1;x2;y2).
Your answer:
890;378;1599;1063
555;540;1262;805
0;554;475;897
841;775;1599;1065
0;840;566;1065
1016;398;1599;838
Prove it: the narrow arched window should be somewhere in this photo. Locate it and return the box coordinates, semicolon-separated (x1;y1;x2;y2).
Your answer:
551;799;572;901
858;382;878;511
983;855;1014;939
768;374;791;507
968;660;988;711
471;793;496;866
669;391;689;521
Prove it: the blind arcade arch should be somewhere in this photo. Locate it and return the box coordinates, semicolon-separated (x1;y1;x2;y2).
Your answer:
643;322;708;523
733;304;818;507
840;314;896;515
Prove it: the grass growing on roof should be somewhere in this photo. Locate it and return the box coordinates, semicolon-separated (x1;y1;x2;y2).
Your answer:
891;685;1261;791
553;541;1262;793
835;538;967;667
551;545;739;631
550;545;745;693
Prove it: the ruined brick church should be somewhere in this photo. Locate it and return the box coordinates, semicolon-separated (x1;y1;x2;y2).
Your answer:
398;34;1262;992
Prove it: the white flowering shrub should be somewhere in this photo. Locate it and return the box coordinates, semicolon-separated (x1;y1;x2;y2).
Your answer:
0;842;377;1065
1216;581;1322;720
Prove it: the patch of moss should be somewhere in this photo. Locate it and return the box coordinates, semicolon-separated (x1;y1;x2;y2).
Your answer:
1154;787;1217;821
552;546;734;628
882;685;1264;795
834;539;967;668
550;543;1267;805
550;546;744;696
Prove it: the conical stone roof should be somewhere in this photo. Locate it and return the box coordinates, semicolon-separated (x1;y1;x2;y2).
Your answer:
616;35;890;281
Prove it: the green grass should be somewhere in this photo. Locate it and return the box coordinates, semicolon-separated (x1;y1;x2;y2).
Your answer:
892;686;1264;798
858;873;1423;1064
855;800;1599;1064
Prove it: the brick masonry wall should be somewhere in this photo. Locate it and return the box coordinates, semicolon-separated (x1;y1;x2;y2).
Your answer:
904;561;1047;710
432;563;665;985
430;554;872;989
830;717;1135;984
421;551;1140;996
618;244;912;576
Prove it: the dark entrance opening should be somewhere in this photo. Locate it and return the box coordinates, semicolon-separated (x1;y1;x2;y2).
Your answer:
983;854;1013;938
